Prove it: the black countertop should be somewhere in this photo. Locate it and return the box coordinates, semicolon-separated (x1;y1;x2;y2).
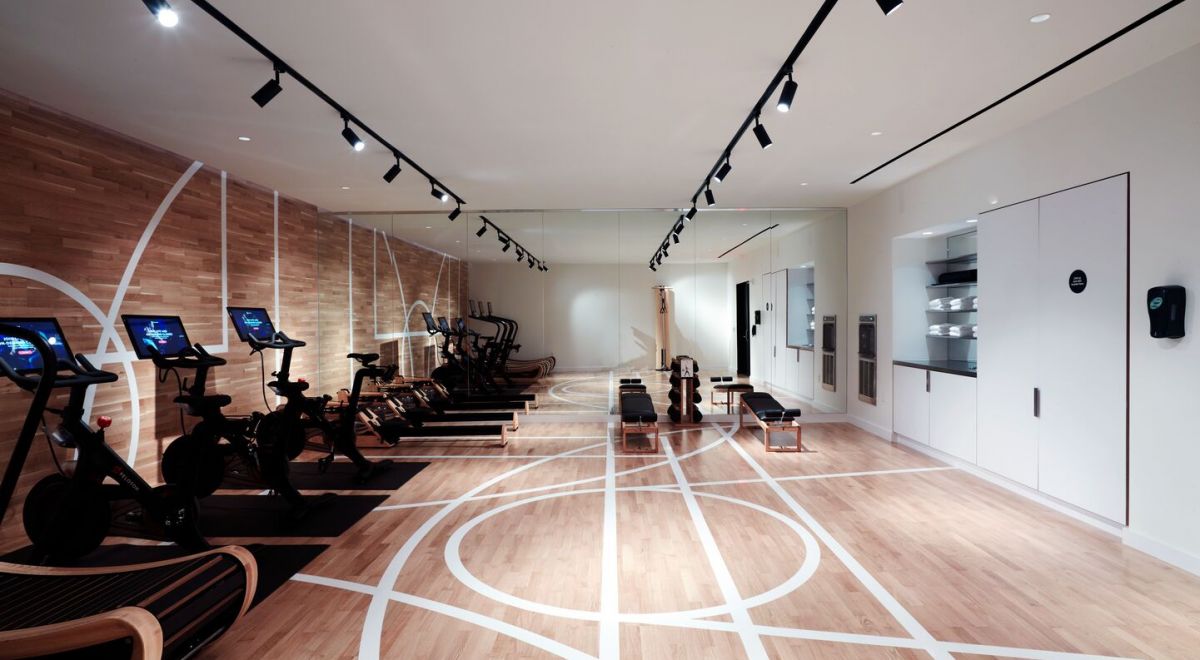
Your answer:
892;359;977;378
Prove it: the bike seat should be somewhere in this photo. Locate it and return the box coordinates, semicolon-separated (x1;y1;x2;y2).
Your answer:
270;379;309;393
174;394;232;408
348;352;379;365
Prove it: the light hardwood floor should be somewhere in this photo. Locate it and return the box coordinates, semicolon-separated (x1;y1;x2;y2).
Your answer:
192;417;1200;659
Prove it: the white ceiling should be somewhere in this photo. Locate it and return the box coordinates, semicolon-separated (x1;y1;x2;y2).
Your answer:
1;1;1198;214
351;209;843;265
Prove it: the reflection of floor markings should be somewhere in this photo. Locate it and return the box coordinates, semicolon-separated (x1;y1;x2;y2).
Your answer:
294;422;1134;660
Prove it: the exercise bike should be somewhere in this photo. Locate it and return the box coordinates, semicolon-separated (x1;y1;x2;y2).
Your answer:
0;319;206;561
227;306;390;483
122;313;330;521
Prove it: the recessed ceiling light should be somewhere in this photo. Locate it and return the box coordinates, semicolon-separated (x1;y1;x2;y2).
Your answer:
870;131;883;136
1030;13;1051;24
340;186;350;190
237;136;251;142
922;231;934;236
966;218;978;224
425;226;432;229
800;182;809;186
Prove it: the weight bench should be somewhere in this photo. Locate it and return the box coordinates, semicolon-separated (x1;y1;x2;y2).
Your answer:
619;391;659;454
710;376;754;413
618;378;647;393
739;392;803;452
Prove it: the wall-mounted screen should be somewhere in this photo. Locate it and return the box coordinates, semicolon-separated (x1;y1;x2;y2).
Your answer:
122;315;191;359
227;307;276;342
0;318;73;373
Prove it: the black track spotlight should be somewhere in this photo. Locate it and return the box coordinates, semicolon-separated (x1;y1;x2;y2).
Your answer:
686;206;697;221
143;0;179;27
449;205;462;221
383;156;402;183
341;117;365;152
516;247;524;260
876;0;903;16
705;186;716;207
656;253;663;266
714;159;732;183
777;73;797;112
650;262;657;272
251;67;283;107
672;232;680;245
753;116;773;149
527;257;535;269
475;223;487;237
673;221;684;237
501;240;511;253
430;184;449;203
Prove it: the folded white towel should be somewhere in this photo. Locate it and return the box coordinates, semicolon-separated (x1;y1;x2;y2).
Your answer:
928;323;954;337
948;324;976;338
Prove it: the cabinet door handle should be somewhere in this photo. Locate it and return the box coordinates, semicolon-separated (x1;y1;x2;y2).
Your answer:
925;370;930;393
1033;387;1041;418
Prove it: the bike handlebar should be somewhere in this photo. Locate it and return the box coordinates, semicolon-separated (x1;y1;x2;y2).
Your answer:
150;342;227;370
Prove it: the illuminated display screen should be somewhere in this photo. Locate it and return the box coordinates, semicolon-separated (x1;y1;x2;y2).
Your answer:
122;315;191;359
227;307;276;342
0;318;73;374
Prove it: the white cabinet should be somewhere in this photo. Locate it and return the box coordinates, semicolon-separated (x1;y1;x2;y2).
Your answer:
929;371;977;463
796;349;815;399
1035;177;1127;523
892;365;930;444
975;175;1127;523
977;199;1040;488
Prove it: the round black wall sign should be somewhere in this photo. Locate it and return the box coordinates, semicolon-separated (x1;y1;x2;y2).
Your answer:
1068;269;1087;294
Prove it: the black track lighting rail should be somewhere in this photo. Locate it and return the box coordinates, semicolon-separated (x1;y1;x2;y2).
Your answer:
186;0;465;206
476;216;549;272
651;0;841;268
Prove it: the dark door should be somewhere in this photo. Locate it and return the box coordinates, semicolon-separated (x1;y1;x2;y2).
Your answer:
736;281;751;376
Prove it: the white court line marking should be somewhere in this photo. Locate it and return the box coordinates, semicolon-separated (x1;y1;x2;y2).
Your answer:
719;423;952;660
652;466;959;490
372;433;729;512
357;442;606;659
294;574;595;660
599;372;618;658
661;429;767;659
442;486;818;623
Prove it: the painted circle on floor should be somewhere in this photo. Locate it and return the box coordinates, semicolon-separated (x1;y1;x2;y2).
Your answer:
445;486;820;622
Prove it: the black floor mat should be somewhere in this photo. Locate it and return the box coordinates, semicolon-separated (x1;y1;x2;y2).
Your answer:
198;494;387;538
0;543;327;608
220;461;428;491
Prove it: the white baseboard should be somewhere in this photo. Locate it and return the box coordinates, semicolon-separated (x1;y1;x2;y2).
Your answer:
1123;529;1200;578
847;415;891;441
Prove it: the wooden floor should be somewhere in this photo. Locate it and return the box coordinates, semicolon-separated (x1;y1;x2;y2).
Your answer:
190;413;1200;659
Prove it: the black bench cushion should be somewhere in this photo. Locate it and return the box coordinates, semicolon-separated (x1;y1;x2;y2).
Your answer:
619;383;648;392
714;383;754;392
620;392;657;423
741;392;801;422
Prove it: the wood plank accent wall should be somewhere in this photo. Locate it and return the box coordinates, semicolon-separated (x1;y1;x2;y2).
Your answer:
0;90;466;549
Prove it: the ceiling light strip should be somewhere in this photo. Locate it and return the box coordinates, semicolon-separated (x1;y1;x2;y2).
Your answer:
717;224;780;260
476;216;549;272
649;0;842;268
850;0;1185;184
185;0;466;206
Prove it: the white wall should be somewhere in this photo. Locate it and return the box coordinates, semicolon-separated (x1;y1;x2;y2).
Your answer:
469;261;732;371
846;43;1200;568
729;214;849;411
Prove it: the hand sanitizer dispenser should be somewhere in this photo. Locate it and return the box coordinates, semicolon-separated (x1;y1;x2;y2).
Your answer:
1147;286;1185;339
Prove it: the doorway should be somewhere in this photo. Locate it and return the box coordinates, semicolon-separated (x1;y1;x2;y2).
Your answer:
736;281;750;376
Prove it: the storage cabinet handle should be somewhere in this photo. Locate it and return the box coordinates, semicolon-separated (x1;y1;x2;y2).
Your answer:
1033;387;1041;418
925;370;930;393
